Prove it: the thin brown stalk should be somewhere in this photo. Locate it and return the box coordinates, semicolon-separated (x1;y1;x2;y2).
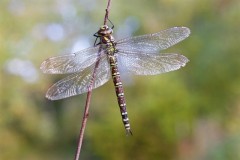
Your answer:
104;0;112;25
74;1;112;160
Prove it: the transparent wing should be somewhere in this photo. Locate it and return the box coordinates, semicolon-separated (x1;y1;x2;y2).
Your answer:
40;46;101;74
117;51;189;75
116;27;190;53
46;55;110;100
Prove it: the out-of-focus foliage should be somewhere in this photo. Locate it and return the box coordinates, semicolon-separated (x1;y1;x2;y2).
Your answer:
1;0;240;159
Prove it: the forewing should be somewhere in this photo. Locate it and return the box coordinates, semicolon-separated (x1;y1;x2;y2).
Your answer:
117;51;189;75
46;55;110;100
40;46;101;74
116;27;190;53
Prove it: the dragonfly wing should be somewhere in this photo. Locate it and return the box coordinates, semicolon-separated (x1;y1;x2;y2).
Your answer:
117;51;189;75
46;55;110;100
116;27;190;53
40;46;102;74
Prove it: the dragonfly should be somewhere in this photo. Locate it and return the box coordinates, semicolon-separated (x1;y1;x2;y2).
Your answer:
40;25;190;135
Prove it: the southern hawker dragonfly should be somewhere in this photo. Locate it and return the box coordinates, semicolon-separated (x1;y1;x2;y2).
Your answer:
40;25;190;135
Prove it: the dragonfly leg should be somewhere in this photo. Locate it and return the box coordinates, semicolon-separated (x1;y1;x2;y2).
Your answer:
93;33;101;46
107;17;114;29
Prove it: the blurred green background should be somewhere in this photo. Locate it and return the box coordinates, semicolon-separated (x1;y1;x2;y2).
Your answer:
1;0;240;159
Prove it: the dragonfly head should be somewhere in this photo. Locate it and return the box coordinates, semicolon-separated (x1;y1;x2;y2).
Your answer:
97;25;113;36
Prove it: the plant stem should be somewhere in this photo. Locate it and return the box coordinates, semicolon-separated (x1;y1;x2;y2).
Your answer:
74;51;101;160
104;0;112;25
74;1;112;160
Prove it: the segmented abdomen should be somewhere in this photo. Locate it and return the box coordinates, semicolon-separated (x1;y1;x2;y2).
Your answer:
108;55;132;135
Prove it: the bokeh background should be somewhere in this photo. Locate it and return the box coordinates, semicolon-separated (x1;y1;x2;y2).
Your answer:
1;0;240;159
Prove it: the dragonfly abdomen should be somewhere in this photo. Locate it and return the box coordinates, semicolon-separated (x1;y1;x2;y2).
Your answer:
108;55;132;135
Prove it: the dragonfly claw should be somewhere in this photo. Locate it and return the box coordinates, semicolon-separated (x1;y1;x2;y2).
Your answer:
126;129;133;136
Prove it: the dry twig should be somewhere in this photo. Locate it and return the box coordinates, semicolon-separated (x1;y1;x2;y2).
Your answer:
74;0;112;159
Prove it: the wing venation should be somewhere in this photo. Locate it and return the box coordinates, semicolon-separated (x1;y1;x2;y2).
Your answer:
116;27;190;53
46;55;110;100
117;52;189;75
40;47;101;74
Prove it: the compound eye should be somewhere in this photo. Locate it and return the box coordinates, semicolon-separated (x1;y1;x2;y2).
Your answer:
100;25;105;29
100;25;108;30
